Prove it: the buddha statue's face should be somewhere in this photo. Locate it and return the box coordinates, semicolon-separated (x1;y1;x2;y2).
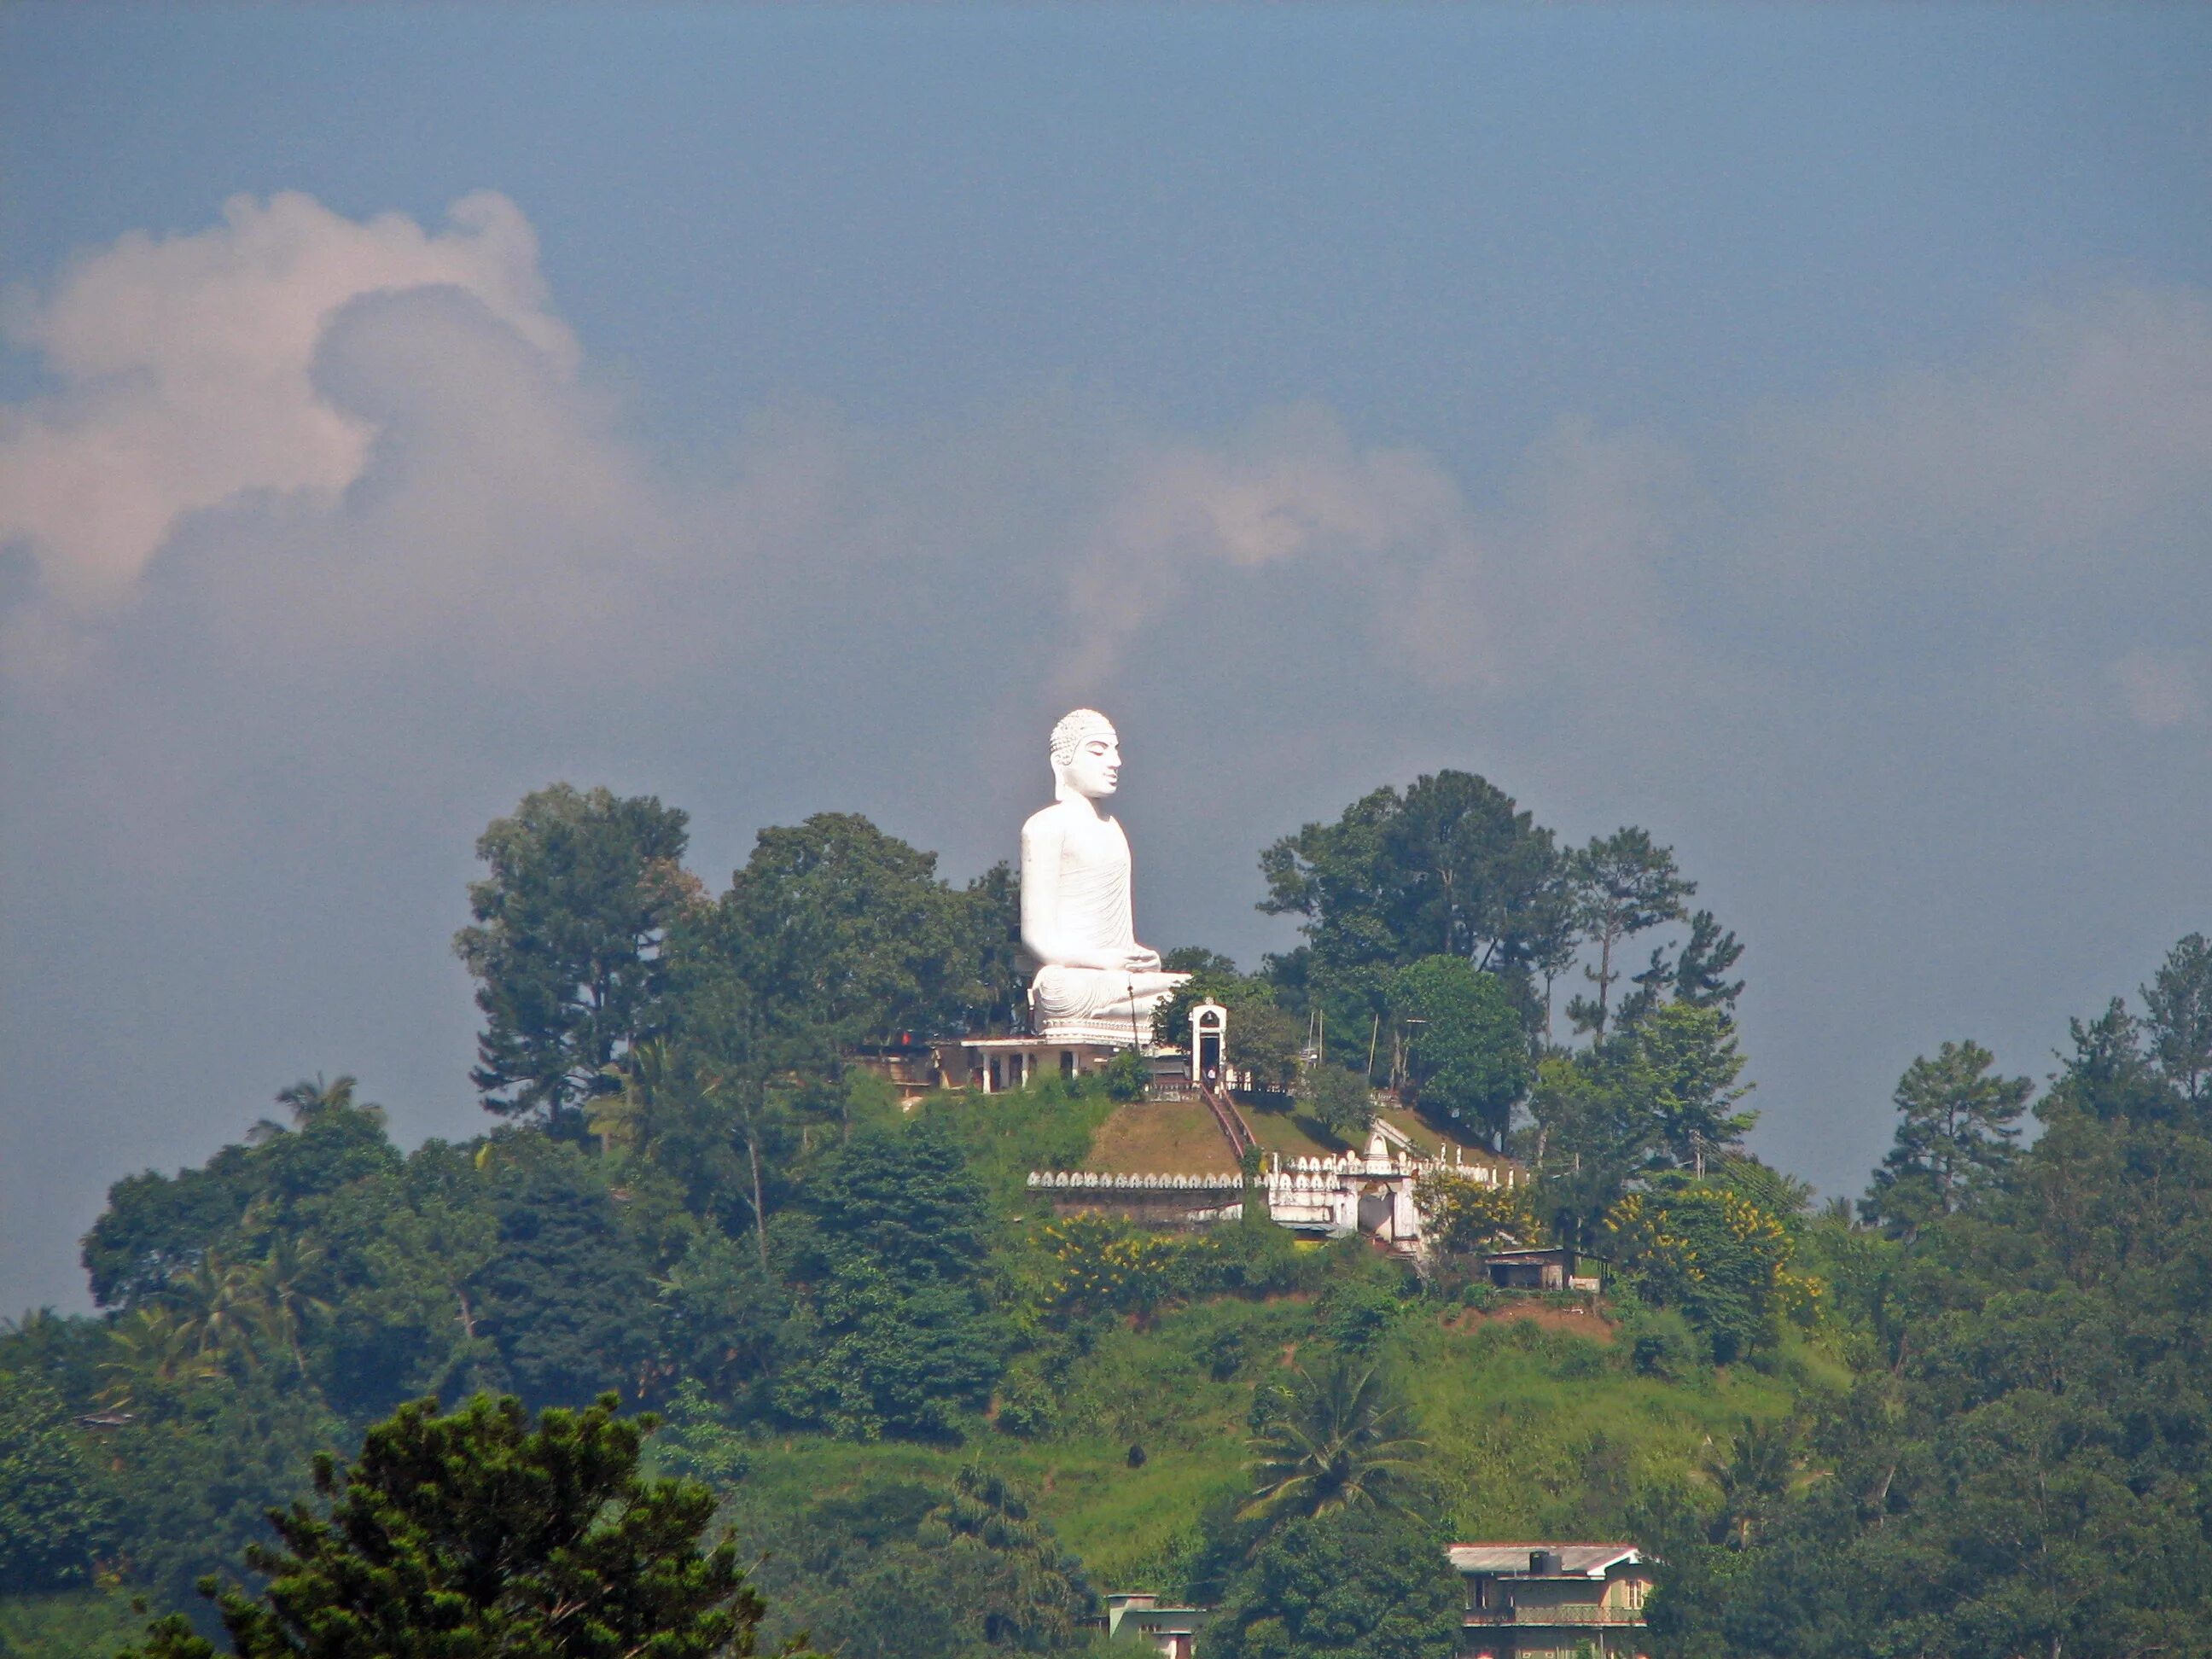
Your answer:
1058;728;1121;800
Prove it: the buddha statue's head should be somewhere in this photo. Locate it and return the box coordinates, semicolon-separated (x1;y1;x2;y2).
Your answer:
1050;707;1121;801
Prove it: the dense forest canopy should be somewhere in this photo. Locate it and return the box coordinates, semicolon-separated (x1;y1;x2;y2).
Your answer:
5;771;2212;1658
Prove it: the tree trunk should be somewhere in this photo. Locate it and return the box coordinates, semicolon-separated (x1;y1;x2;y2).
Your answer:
747;1129;769;1271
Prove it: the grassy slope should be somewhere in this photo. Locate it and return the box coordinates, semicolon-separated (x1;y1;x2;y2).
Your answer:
735;1080;1829;1591
1086;1101;1242;1174
723;1286;1806;1593
0;1589;147;1658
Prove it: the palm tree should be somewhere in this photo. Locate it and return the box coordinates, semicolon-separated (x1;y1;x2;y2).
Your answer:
271;1073;385;1129
244;1236;333;1380
1243;1357;1427;1521
162;1249;268;1373
98;1307;218;1405
1696;1417;1828;1548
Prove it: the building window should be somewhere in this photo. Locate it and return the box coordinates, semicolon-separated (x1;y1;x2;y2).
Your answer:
1062;1050;1076;1076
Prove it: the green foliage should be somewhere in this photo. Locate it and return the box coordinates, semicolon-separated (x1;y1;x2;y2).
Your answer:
1607;1180;1809;1365
474;1139;655;1409
1563;826;1692;1039
647;1380;754;1489
709;812;1018;1048
1627;1003;1757;1174
46;773;2212;1659
731;1468;1094;1659
103;1371;344;1627
1296;1064;1376;1143
454;783;695;1122
0;1375;114;1592
1150;969;1303;1092
1388;956;1531;1144
1258;771;1565;998
114;1391;779;1659
923;1466;1097;1650
1040;1214;1183;1324
800;1118;992;1286
83;1105;399;1311
1649;936;2212;1656
777;1121;1005;1441
1245;1357;1423;1521
1102;1049;1148;1103
1413;1170;1543;1256
0;1589;148;1659
2145;931;2212;1105
1860;1039;2030;1237
1208;1507;1462;1659
1525;1003;1758;1263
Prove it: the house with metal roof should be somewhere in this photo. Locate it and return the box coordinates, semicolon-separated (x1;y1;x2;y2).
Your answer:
1449;1543;1652;1659
1088;1592;1207;1659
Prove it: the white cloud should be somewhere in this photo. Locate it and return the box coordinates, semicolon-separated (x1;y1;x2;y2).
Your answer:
1057;403;1470;685
0;190;573;615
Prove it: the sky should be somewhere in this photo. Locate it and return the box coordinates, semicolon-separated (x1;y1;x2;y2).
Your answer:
3;5;2210;1313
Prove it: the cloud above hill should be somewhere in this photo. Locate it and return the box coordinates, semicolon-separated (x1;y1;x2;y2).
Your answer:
0;192;573;622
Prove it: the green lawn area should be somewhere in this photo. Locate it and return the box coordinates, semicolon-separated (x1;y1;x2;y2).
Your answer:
1240;1100;1353;1162
1085;1100;1241;1174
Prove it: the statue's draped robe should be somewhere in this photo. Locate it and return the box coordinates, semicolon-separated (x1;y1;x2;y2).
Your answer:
1027;812;1183;1041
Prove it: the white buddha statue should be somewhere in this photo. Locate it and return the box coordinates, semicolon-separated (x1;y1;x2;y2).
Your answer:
1021;708;1188;1045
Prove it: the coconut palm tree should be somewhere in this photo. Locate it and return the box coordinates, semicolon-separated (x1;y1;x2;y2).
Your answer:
1696;1417;1829;1548
162;1249;269;1374
1243;1357;1427;1521
244;1235;333;1380
271;1072;386;1129
97;1307;218;1405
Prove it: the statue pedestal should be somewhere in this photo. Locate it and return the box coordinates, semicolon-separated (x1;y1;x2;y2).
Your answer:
1036;1014;1158;1049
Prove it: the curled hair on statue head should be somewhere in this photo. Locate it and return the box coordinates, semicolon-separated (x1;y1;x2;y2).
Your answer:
1050;708;1116;767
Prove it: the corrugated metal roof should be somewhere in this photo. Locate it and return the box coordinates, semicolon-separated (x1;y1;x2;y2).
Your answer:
1447;1544;1644;1578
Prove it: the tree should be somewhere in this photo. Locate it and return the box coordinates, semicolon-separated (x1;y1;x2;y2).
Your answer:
800;1118;992;1288
1245;1358;1424;1522
1565;827;1694;1039
1299;1064;1377;1144
1618;909;1745;1030
1259;772;1566;987
1388;956;1532;1145
1627;1002;1756;1175
115;1392;790;1659
271;1074;383;1132
776;1121;1004;1441
710;813;1010;1049
1150;967;1304;1092
0;1373;114;1592
1522;1053;1648;1248
454;783;695;1122
2144;932;2212;1106
1860;1040;2031;1238
1606;1181;1802;1364
1412;1171;1542;1257
474;1143;656;1408
1208;1507;1462;1659
920;1466;1095;1650
105;1369;344;1627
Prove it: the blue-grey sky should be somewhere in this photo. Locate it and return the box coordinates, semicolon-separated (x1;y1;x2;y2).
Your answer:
4;6;2209;1312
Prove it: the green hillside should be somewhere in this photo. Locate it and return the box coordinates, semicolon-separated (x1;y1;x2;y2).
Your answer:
8;780;2212;1658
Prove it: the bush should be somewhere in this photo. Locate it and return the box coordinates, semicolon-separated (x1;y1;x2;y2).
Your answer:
1624;1307;1708;1380
1319;1282;1406;1355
